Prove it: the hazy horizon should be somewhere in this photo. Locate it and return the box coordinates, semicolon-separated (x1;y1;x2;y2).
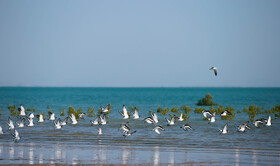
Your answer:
1;1;280;87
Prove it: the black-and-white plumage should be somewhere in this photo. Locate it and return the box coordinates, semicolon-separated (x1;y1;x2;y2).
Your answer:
37;114;44;123
208;112;216;123
19;104;26;116
180;124;193;131
254;118;264;128
209;67;218;76
78;113;86;119
202;111;212;119
99;114;107;125
119;105;129;119
17;118;25;128
265;115;272;126
69;113;78;124
28;112;35;119
144;117;155;124
90;116;99;125
119;122;130;133
177;113;184;121
27;117;34;127
237;121;250;132
123;130;136;137
12;129;20;142
132;107;140;119
166;116;175;126
48;112;56;121
153;125;165;134
221;111;232;117
7;117;15;130
101;104;110;113
54;119;62;129
61;117;68;126
219;124;228;134
151;112;159;123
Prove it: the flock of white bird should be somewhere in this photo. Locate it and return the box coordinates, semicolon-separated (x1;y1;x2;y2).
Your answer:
0;67;273;142
0;102;273;142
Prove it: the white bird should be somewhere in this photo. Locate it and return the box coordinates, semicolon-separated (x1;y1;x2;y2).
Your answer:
17;118;25;128
97;128;102;136
19;104;26;116
28;112;35;119
123;130;136;137
101;105;110;113
54;119;62;129
7;117;15;130
265;116;272;126
61;117;68;126
202;111;212;119
237;121;250;132
180;124;193;131
132;107;140;119
12;129;20;142
119;105;129;119
151;112;159;123
99;115;107;125
177;113;184;121
37;114;44;123
78;113;86;119
254;118;264;128
153;125;165;134
90;116;99;125
144;117;155;124
119;122;130;133
219;124;228;134
209;67;218;76
0;126;3;134
166;116;175;126
69;113;78;124
49;112;56;121
208;112;216;123
221;111;232;117
27;117;34;127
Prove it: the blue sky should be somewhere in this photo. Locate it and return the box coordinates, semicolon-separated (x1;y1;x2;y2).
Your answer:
0;1;280;87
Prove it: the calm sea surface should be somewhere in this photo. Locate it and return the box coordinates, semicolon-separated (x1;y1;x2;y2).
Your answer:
0;87;280;165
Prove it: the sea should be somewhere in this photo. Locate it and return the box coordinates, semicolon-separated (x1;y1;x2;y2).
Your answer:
0;87;280;165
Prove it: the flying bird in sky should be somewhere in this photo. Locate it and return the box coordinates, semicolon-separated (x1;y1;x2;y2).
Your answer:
209;67;218;76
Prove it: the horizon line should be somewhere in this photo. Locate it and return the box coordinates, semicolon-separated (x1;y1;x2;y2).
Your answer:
0;86;279;88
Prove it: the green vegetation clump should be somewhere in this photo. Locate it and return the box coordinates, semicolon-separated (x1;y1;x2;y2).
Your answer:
41;112;45;119
197;93;217;106
171;107;179;114
60;108;65;116
67;106;83;119
243;105;263;122
88;107;95;117
27;107;36;112
8;105;19;116
265;105;280;117
194;107;206;113
157;105;170;116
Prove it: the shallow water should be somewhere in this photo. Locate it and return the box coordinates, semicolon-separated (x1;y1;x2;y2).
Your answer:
0;87;280;165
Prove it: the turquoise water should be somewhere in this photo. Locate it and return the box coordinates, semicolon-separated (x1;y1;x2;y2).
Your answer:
0;87;280;165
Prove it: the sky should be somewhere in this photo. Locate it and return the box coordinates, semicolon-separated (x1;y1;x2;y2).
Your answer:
0;0;280;87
